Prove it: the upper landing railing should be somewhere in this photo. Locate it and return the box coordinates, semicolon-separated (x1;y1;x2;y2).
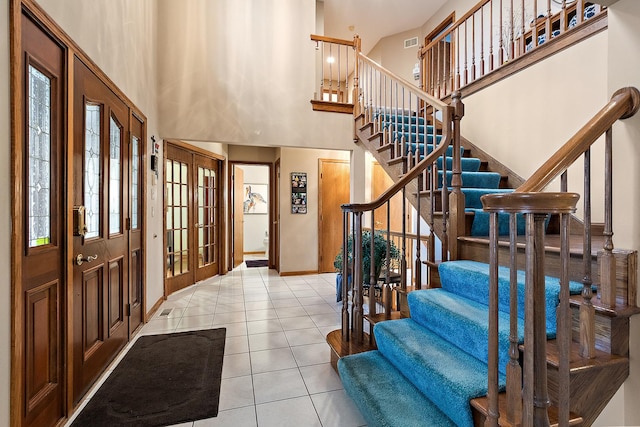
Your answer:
420;0;606;99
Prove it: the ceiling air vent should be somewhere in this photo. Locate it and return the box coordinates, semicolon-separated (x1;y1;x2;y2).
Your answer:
404;37;418;49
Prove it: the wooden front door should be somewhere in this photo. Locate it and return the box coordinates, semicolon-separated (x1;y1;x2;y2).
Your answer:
318;159;350;273
194;155;220;281
72;58;130;403
18;12;66;427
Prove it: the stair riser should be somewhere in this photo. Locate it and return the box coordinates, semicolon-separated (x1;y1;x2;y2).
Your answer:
547;360;628;426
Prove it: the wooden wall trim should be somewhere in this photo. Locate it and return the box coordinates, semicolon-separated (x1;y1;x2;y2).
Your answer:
10;1;23;425
145;296;165;322
279;270;320;276
164;139;225;161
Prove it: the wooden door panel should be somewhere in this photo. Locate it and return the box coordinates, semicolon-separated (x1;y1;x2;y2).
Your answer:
108;258;124;332
319;160;350;273
82;267;104;358
194;155;220;282
19;12;66;427
25;281;59;411
73;58;129;403
129;116;144;333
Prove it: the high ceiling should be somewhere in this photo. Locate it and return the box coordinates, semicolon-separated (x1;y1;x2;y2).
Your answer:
322;0;449;54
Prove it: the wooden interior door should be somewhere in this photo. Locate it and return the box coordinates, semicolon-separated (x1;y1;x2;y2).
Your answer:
194;155;220;281
165;144;194;293
233;165;244;267
72;58;130;403
18;12;66;426
129;115;145;333
318;159;350;273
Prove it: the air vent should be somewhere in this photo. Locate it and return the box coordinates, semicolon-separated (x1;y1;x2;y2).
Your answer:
404;37;418;49
160;308;173;317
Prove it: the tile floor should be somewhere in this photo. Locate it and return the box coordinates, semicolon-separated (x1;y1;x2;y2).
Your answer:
65;261;367;427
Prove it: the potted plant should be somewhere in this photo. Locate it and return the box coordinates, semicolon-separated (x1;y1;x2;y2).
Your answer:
334;230;400;302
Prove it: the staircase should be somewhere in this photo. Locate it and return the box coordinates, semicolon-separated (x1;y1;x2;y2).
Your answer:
313;31;639;427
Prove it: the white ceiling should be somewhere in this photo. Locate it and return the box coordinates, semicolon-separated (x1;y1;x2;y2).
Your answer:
322;0;449;54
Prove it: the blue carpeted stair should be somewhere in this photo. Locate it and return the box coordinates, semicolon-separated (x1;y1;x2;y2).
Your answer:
338;260;585;427
380;112;524;236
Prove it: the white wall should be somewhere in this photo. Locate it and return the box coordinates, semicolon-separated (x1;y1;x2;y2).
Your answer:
601;1;640;425
156;0;354;151
239;165;270;253
0;2;11;424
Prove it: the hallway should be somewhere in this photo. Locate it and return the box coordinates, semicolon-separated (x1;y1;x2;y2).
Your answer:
65;264;366;427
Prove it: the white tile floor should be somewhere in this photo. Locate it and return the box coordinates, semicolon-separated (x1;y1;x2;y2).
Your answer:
65;261;367;427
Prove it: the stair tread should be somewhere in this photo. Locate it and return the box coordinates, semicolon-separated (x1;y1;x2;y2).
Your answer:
470;392;583;426
338;351;457;427
364;310;402;325
539;339;629;369
375;318;505;427
409;288;524;376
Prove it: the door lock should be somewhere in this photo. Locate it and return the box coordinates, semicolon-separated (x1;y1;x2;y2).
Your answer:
76;254;98;266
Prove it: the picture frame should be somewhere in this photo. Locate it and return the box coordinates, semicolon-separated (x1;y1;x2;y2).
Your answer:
291;172;307;214
243;183;268;214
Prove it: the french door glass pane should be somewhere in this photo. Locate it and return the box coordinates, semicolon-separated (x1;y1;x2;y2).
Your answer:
131;136;139;229
109;117;121;234
197;166;216;267
84;104;101;238
166;159;189;277
27;65;52;247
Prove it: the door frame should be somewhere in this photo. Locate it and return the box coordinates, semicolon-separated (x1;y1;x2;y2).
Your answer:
163;140;225;295
10;1;149;423
227;161;274;271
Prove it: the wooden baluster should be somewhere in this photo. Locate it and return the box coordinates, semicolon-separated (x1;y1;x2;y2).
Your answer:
490;0;495;72
472;13;477;81
415;103;422;289
384;202;392;317
328;43;333;98
533;0;538;49
600;127;617;308
523;213;551;427
455;27;461;90
353;212;364;343
509;0;515;61
486;211;500;427
576;0;584;26
341;211;350;341
401;185;408;296
580;148;596;358
464;21;469;87
369;214;377;318
558;211;571;427
560;0;566;32
449;94;465;260
481;3;486;76
520;0;525;57
506;213;522;424
546;0;552;44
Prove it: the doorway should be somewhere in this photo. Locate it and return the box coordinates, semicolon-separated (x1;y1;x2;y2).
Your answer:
230;163;272;268
318;159;350;273
164;142;223;295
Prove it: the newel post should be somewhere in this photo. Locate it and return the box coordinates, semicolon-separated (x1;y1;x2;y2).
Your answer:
352;35;361;119
448;91;466;260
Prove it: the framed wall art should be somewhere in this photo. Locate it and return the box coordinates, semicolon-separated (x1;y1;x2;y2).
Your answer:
243;183;268;214
291;172;307;214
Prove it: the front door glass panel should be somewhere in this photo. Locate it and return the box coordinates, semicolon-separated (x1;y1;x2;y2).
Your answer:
84;104;101;239
27;65;52;247
109;116;121;234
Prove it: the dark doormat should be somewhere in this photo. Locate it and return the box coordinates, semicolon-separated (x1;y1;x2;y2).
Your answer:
71;328;226;427
245;259;268;268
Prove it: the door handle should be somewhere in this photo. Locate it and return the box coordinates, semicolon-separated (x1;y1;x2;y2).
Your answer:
76;254;98;266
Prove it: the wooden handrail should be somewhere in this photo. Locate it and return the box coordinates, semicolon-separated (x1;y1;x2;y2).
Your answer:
357;53;450;110
517;87;640;193
310;34;357;47
341;113;452;213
